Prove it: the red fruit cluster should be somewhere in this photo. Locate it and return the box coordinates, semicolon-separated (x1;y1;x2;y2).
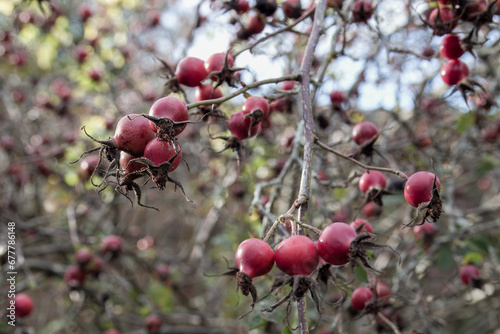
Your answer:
78;96;189;208
64;243;112;288
228;96;270;140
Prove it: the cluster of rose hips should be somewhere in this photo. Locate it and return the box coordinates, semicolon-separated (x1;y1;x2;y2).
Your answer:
426;0;498;36
64;235;167;334
228;159;442;313
439;34;469;86
227;0;376;41
62;235;122;289
76;94;190;208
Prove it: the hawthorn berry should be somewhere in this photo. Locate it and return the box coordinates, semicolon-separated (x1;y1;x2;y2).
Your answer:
440;59;469;85
88;68;102;82
329;90;345;107
428;7;458;36
439;34;465;60
119;151;145;176
145;314;163;334
350;218;373;234
79;155;100;180
204;52;234;81
64;265;87;288
236;0;250;14
75;249;93;268
148;96;189;137
358;170;387;194
404;171;441;207
351;287;374;311
234;238;275;278
78;4;92;22
362;201;382;218
459;264;480;286
195;84;223;103
317;222;357;265
282;0;303;19
13;293;34;318
143;138;182;172
227;111;260;140
101;235;123;256
275;235;319;276
175;57;208;87
242;96;270;120
114;114;156;157
460;0;488;22
413;221;436;240
372;282;391;299
352;121;378;146
247;14;266;35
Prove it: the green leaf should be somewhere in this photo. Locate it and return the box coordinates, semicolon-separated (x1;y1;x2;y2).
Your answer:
455;112;475;135
333;187;345;199
476;155;500;175
248;315;268;330
354;266;369;283
281;326;293;334
436;244;454;270
463;252;483;265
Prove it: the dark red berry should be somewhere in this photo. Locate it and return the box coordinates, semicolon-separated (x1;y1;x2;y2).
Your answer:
148;96;189;136
275;235;319;276
358;170;387;194
352;121;378;146
175;57;208;87
439;34;464;60
459;265;480;286
234;238;275;278
440;59;469;85
317;222;357;265
143;139;182;171
404;171;440;207
227;111;260;140
12;293;34;318
350;219;373;234
351;287;374;310
101;235;123;256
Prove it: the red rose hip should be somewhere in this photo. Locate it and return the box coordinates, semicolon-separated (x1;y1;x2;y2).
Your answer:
404;171;441;207
317;222;357;265
351;287;374;310
234;238;275;278
275;235;319;276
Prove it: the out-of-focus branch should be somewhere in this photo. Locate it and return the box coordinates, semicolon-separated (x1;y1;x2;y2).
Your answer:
186;74;300;110
315;138;409;179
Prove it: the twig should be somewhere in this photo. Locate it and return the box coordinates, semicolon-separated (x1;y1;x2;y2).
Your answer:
233;7;315;57
376;312;402;334
295;1;328;333
186;74;300;110
315;138;409;180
